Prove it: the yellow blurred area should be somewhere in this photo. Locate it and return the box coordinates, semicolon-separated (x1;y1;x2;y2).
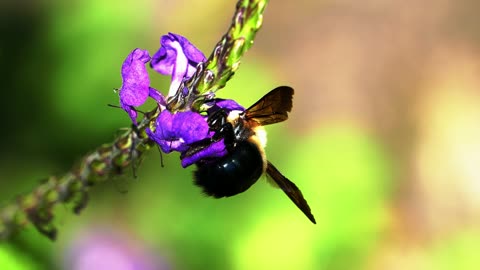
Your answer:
1;0;480;269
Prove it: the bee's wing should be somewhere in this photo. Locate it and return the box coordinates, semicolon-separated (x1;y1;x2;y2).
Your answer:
266;161;316;224
244;86;294;125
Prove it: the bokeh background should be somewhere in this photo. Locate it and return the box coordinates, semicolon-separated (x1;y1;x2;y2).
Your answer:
1;0;480;269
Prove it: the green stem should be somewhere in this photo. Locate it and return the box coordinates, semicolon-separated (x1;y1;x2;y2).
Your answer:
0;108;158;240
0;0;269;241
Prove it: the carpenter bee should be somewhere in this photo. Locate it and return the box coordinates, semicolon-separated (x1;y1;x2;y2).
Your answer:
184;86;316;224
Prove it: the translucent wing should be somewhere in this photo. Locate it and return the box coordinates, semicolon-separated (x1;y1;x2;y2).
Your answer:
244;86;294;125
266;160;316;224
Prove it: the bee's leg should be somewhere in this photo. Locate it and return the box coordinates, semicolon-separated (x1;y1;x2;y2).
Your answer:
180;122;234;166
206;106;229;131
212;122;236;152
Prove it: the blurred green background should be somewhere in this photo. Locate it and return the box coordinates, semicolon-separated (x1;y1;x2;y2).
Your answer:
1;0;480;269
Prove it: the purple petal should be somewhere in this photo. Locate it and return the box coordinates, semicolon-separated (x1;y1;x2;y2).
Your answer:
146;110;210;153
150;33;206;97
215;99;245;111
119;48;151;123
181;139;227;168
173;112;210;144
148;87;166;107
146;110;177;153
120;99;138;124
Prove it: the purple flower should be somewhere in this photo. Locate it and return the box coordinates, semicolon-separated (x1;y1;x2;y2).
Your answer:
119;49;152;123
146;99;245;167
150;33;206;97
146;110;211;154
118;33;247;167
119;33;205;124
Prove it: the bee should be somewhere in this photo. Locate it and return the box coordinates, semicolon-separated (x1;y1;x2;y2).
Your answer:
183;86;316;223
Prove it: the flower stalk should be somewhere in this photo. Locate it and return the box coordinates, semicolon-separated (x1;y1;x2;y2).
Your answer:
0;0;269;240
166;0;268;112
0;109;158;240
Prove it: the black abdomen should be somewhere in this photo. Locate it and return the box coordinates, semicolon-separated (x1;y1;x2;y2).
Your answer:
193;140;264;198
